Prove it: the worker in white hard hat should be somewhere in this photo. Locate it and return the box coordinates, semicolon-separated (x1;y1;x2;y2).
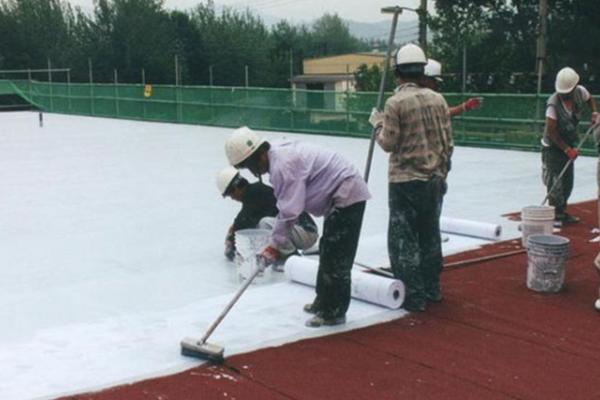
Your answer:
368;43;453;312
422;58;482;117
216;166;318;264
542;66;599;226
224;126;370;327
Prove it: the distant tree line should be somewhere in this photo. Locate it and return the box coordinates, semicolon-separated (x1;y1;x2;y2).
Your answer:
428;0;600;93
0;0;373;86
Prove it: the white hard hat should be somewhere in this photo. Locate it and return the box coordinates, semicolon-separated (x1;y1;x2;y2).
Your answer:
395;43;427;68
216;166;240;197
225;126;265;167
424;59;443;81
555;67;579;94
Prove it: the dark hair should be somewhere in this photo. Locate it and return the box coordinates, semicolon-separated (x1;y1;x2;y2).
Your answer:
224;174;248;196
237;141;271;170
394;64;425;81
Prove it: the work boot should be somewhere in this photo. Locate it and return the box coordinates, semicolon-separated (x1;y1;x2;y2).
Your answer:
305;314;346;328
426;292;444;303
402;297;427;312
595;299;600;313
303;297;321;314
555;213;579;225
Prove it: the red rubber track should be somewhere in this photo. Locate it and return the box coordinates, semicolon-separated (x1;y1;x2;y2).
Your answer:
60;201;600;400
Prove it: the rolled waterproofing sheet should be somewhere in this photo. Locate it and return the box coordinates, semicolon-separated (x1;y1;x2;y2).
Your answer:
440;217;502;240
285;256;405;309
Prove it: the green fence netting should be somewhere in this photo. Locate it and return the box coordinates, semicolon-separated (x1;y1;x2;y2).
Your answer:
3;79;598;155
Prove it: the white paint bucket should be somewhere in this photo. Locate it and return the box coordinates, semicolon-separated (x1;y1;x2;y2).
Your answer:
526;234;569;293
521;205;555;247
234;228;271;284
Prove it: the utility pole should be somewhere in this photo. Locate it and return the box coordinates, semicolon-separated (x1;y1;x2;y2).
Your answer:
535;0;548;131
418;0;428;52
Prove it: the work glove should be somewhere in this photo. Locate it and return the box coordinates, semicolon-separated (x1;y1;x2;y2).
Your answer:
224;228;236;261
565;147;578;160
256;246;279;271
368;107;384;129
463;97;482;111
591;111;600;125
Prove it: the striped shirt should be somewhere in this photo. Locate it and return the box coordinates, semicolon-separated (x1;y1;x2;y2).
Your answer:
376;83;453;183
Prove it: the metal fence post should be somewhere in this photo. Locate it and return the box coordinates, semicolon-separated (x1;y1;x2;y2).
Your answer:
142;68;147;119
67;68;71;111
88;58;95;115
114;69;119;118
48;59;53;111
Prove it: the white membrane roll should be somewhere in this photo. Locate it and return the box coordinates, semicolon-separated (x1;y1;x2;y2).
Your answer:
285;256;405;309
440;217;502;240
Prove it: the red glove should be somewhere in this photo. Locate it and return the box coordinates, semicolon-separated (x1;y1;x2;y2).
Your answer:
257;246;279;270
591;111;600;125
565;147;578;160
463;97;482;111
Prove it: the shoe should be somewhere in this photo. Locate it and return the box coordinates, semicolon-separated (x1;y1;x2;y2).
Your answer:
303;302;319;314
426;292;444;303
595;299;600;313
402;298;427;312
556;213;579;225
305;314;346;328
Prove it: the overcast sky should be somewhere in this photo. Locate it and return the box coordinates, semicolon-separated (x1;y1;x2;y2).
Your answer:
66;0;435;24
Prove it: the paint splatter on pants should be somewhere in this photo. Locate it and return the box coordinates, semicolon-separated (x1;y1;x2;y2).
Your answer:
542;146;574;217
314;201;366;320
388;176;446;309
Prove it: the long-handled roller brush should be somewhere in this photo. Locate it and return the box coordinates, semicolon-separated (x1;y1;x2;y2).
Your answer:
180;265;264;362
541;122;600;206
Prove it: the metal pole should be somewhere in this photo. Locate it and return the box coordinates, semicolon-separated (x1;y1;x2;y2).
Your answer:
142;68;147;119
67;69;71;111
535;0;548;134
209;65;214;123
175;55;182;122
364;6;403;182
88;58;95;115
27;68;32;102
289;50;294;88
418;0;428;52
245;65;249;87
462;43;467;94
48;58;53;111
114;69;119;117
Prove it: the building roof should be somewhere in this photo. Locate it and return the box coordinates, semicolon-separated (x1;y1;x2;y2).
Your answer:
291;74;354;84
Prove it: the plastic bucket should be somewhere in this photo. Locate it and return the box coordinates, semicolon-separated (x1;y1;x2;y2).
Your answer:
234;228;271;284
521;205;555;247
526;234;569;293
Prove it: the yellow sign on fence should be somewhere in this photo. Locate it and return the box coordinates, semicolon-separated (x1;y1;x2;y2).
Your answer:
144;84;152;98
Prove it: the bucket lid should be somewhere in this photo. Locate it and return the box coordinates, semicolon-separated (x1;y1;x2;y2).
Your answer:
527;234;569;246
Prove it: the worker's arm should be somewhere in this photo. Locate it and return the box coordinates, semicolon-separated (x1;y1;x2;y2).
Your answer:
448;97;482;118
587;96;599;124
546;116;577;159
376;100;401;153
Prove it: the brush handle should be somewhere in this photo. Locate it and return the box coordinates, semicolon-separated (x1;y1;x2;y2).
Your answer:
199;265;263;344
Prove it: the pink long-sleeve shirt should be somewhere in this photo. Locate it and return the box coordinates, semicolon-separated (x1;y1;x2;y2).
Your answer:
266;140;371;249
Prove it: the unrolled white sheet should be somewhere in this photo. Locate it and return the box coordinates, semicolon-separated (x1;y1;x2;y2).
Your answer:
285;256;405;309
441;217;502;240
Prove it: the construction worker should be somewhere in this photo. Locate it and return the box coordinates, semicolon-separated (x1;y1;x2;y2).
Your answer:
225;127;370;327
542;67;599;226
422;58;482;117
369;44;453;312
216;166;318;265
